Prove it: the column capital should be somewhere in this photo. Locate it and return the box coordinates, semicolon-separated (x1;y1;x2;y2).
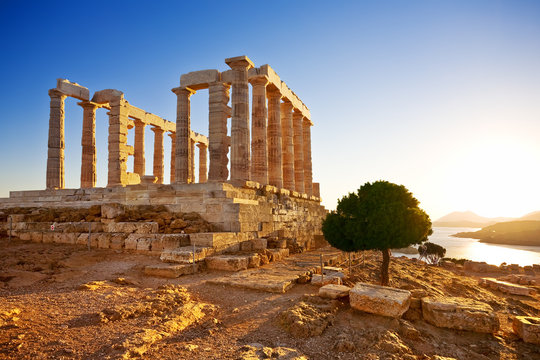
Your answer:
196;142;207;149
280;99;293;110
171;86;196;97
77;101;99;110
168;131;175;139
292;108;304;119
48;88;66;99
151;126;164;134
266;86;282;99
225;55;254;69
249;75;269;87
303;117;314;126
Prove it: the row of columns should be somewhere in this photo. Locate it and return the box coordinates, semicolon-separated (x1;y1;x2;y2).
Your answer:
172;57;314;196
46;91;209;189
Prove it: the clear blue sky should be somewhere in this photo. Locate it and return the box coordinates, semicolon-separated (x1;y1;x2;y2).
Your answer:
1;0;539;220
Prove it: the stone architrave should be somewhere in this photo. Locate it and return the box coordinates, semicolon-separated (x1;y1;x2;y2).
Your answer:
249;76;269;185
172;87;196;184
225;56;254;183
267;87;283;189
79;101;98;188
280;100;295;190
46;89;66;189
208;82;230;182
152;126;164;184
133;119;146;177
190;139;196;183
197;143;207;183
302;119;313;196
107;99;129;187
292;110;305;194
169;132;176;183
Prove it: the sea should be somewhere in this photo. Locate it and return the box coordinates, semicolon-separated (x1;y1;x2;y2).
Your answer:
394;227;540;267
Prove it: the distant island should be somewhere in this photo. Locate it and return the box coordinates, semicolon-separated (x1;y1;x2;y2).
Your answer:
453;220;540;247
434;210;540;228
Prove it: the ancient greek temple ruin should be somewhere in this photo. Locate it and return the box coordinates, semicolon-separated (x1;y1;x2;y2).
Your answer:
1;55;325;249
44;55;319;198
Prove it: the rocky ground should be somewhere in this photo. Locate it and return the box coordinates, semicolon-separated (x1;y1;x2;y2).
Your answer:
1;237;539;360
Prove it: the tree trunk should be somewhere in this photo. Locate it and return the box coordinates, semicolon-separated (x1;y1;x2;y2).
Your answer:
381;248;391;286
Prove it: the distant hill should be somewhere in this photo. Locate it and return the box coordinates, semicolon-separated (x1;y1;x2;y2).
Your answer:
433;211;514;228
520;211;540;221
453;220;540;247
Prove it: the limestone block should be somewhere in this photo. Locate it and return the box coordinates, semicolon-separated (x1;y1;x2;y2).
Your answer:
268;248;289;262
30;232;43;243
311;274;343;286
19;231;31;241
513;316;540;344
205;255;249;271
247;254;261;268
136;237;153;252
267;238;287;249
479;277;535;296
91;89;124;104
110;233;127;250
101;203;125;219
180;69;220;90
126;172;141;185
240;241;253;251
160;247;210;263
54;232;77;244
104;222;158;234
97;233;112;249
144;263;197;278
190;232;238;248
56;79;89;100
161;234;190;249
422;297;499;333
251;238;267;251
319;284;351;299
350;283;411;318
124;235;139;250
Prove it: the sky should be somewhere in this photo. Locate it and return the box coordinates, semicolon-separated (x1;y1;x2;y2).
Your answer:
0;0;539;221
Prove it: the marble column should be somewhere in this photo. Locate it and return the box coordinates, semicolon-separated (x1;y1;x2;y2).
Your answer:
292;110;305;194
152;126;164;184
303;119;313;196
267;87;283;188
107;99;129;187
208;82;230;181
79;101;98;188
197;143;208;183
249;76;269;185
46;89;66;189
190;138;196;183
172;87;196;183
169;132;176;183
280;100;295;191
225;56;254;183
133;119;146;177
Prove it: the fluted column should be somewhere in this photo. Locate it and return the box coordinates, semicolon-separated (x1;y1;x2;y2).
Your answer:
172;87;196;183
197;143;208;183
292;110;305;194
133;119;146;177
46;89;66;189
280;100;295;190
152;126;164;184
190;138;196;183
303;119;313;196
225;56;254;183
107;99;129;187
79;101;98;188
249;76;269;185
267;87;283;188
208;82;230;181
169;132;176;183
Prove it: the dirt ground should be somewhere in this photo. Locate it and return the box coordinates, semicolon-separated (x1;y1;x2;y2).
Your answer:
1;237;540;360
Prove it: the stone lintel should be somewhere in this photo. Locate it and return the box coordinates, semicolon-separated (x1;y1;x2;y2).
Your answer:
180;69;221;90
225;55;254;69
56;79;90;101
91;89;124;104
191;131;209;146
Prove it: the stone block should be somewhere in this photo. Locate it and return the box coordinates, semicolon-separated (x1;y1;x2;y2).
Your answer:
349;282;411;318
110;233;126;250
160;234;190;249
251;238;267;251
19;231;31;241
124;235;138;250
56;79;90;100
30;232;43;243
205;255;249;271
136;237;153;252
104;222;158;234
91;89;124;104
101;203;124;219
190;232;238;248
479;277;535;296
96;233;111;249
144;264;197;278
180;69;220;90
513;316;540;344
247;254;261;268
422;297;499;333
311;274;343;286
160;246;211;263
268;248;289;262
240;241;253;251
319;284;351;299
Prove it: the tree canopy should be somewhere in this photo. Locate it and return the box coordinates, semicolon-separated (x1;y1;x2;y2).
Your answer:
418;242;446;265
322;181;432;285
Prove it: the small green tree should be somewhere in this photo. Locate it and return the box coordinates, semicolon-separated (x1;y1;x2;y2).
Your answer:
322;181;432;286
418;242;446;265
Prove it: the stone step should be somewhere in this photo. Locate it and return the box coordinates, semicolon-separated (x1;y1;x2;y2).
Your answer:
144;263;198;278
160;246;212;264
205;254;259;272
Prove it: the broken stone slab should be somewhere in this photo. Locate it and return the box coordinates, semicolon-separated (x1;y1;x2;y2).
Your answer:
422;297;499;333
56;79;89;101
144;264;197;278
91;89;124;104
319;284;351;299
311;273;344;286
479;277;536;296
205;255;249;271
160;246;211;264
349;282;411;318
513;316;540;344
207;268;301;293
